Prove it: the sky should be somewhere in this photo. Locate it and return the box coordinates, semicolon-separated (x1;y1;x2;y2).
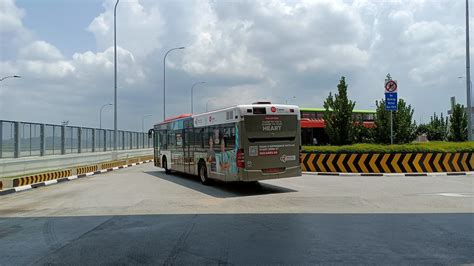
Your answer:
0;0;472;131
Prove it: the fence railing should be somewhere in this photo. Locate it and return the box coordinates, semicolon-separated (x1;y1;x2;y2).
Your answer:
0;120;152;159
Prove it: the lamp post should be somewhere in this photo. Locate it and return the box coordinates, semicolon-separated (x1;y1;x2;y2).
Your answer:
163;46;185;121
465;0;473;140
100;103;113;129
142;114;152;133
191;81;205;114
113;0;119;150
0;75;21;82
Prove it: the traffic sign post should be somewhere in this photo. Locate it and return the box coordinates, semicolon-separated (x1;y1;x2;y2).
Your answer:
384;79;398;145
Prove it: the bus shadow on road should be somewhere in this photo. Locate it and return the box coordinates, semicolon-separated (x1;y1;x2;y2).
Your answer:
144;170;297;198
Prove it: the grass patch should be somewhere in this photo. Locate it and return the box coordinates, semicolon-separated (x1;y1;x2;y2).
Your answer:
302;141;474;153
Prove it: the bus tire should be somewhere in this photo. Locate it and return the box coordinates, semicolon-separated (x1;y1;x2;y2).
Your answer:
163;156;170;174
199;162;210;185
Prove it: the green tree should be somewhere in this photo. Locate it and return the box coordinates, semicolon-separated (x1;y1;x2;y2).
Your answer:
393;99;417;143
448;104;468;141
373;99;391;144
353;120;374;143
426;113;448;141
373;98;416;144
323;76;356;145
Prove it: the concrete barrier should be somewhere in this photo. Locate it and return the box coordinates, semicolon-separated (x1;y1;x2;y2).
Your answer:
0;149;153;178
301;152;474;173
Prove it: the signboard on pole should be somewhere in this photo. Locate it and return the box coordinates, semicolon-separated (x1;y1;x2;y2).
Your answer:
384;79;398;111
385;92;398;111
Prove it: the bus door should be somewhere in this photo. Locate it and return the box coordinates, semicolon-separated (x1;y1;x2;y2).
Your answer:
184;128;194;175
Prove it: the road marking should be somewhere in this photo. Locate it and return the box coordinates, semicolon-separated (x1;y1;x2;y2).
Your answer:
425;193;473;198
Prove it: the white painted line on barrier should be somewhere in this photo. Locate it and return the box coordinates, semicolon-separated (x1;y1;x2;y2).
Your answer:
123;165;128;168
339;172;360;176
426;172;447;176
44;180;58;185
15;185;32;192
112;167;119;170
86;172;94;176
131;163;137;166
68;175;78;180
100;169;108;173
303;172;319;175
383;173;406;177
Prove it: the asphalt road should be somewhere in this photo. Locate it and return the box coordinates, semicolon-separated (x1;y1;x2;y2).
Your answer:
0;163;473;265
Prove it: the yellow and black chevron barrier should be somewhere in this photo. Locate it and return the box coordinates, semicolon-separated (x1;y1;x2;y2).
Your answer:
101;160;127;170
13;170;72;187
301;152;474;173
76;165;98;175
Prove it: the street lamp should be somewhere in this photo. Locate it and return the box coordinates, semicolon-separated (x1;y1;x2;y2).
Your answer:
142;114;152;133
465;0;473;140
191;81;205;114
113;0;119;150
0;75;21;82
163;46;185;121
100;103;113;129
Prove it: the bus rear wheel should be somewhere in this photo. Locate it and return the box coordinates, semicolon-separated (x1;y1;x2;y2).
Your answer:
199;163;210;185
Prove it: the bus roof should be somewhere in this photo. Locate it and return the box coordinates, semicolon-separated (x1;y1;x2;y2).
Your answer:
157;114;192;125
193;103;300;128
301;107;376;114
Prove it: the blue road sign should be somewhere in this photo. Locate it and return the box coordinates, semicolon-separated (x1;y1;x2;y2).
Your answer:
385;92;398;111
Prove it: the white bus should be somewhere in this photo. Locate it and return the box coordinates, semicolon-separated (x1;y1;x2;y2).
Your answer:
151;103;301;184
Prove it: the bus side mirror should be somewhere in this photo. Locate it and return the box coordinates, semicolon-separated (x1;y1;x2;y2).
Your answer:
148;129;154;138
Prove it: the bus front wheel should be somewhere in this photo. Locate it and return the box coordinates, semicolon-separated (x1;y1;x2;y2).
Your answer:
199;163;210;185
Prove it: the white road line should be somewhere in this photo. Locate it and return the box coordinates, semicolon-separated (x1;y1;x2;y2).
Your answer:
426;193;473;198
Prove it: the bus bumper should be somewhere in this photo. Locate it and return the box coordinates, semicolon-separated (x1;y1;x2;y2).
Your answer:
241;166;301;182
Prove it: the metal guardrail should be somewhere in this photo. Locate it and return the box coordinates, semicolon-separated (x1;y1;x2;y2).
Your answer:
0;120;152;159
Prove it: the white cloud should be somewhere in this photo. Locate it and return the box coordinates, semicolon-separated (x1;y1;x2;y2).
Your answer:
19;41;64;61
0;0;472;129
88;0;165;58
0;0;24;33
